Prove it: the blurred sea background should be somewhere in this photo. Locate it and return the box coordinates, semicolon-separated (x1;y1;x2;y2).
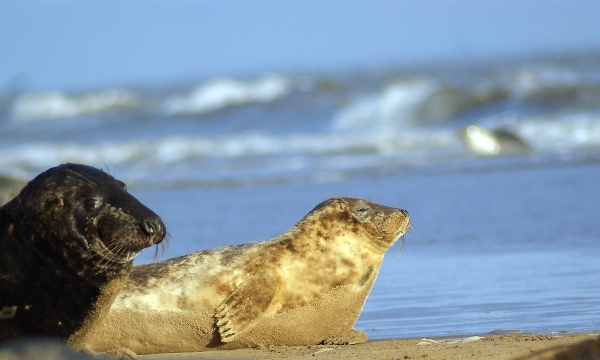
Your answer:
2;0;600;339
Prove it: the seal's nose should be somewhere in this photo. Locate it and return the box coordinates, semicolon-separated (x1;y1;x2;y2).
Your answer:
399;209;409;217
141;218;165;243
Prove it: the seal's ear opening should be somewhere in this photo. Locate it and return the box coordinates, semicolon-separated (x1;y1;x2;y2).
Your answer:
348;198;373;223
353;206;371;223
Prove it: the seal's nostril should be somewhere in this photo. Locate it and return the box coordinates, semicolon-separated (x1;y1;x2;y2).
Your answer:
399;209;409;217
142;219;161;236
141;220;154;235
141;219;166;244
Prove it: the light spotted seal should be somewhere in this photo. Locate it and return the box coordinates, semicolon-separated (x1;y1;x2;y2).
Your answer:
460;125;531;156
87;197;410;354
0;164;166;346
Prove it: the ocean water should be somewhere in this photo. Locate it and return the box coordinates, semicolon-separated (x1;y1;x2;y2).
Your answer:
1;53;600;339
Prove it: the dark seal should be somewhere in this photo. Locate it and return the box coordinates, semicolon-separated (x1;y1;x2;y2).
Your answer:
0;164;166;346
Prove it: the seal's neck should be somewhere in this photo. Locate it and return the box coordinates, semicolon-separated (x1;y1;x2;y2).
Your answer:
67;274;129;346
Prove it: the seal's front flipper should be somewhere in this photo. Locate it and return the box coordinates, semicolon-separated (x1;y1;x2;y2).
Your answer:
215;270;278;343
321;328;368;345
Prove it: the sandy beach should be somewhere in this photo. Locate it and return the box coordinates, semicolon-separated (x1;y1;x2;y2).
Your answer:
138;333;600;360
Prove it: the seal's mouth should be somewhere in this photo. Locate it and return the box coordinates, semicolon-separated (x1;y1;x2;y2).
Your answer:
367;209;410;254
85;217;166;270
380;211;410;238
88;229;152;271
88;231;139;267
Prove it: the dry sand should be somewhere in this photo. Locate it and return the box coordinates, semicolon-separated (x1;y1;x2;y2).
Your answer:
138;333;600;360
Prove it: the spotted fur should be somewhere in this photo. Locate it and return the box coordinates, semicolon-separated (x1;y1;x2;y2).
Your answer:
87;197;409;354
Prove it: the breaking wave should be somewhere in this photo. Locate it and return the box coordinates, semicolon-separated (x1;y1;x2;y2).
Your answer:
10;89;141;121
3;54;600;187
163;74;295;115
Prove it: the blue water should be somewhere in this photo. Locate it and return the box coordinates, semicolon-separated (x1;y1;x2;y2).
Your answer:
129;161;600;339
1;54;600;339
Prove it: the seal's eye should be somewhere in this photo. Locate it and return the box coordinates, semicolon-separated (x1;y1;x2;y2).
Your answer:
356;207;369;212
83;199;101;212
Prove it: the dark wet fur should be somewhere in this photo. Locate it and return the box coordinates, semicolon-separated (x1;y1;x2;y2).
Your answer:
0;163;165;343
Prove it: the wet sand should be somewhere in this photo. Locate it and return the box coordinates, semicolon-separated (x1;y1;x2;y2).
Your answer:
139;333;600;360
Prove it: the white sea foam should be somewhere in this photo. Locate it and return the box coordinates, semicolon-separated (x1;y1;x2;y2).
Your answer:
3;58;600;187
0;142;153;170
2;111;600;187
331;78;505;131
163;74;293;115
516;112;600;152
0;126;463;177
332;64;600;135
511;66;582;101
332;79;436;131
10;89;141;121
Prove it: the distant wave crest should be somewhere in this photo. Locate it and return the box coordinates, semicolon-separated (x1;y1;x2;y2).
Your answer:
11;89;141;121
3;56;600;187
332;79;507;131
163;74;294;115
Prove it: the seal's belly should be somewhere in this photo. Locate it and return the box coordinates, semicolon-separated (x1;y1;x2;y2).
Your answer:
88;284;367;354
87;309;216;354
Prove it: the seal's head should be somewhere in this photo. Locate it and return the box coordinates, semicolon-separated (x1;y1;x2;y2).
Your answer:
300;197;409;253
3;163;166;283
0;163;166;343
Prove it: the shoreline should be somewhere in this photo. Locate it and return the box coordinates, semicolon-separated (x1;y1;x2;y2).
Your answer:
139;332;600;360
